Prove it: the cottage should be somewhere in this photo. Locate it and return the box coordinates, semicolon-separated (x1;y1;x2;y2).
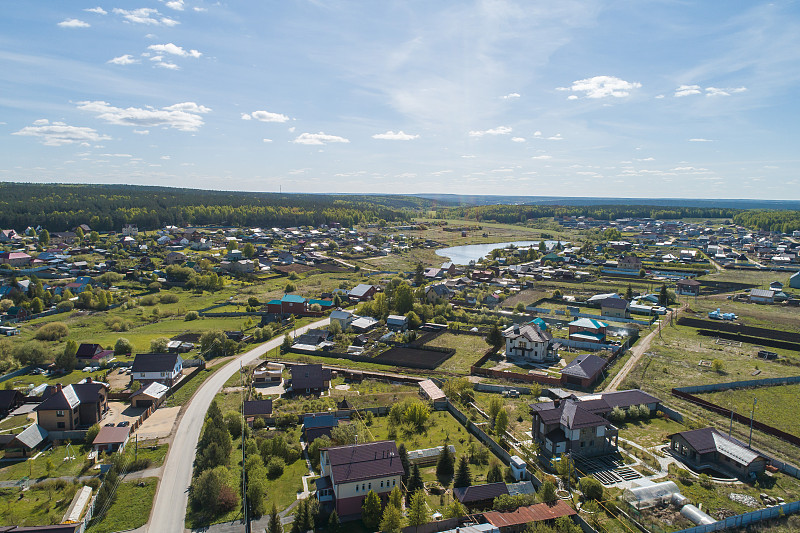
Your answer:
618;256;642;270
502;324;555;362
92;426;130;453
668;427;767;479
453;482;509;510
243;399;273;425
34;382;109;432
600;298;630;319
0;389;24;418
130;382;169;408
316;440;405;516
791;271;800;290
425;283;454;303
749;289;775;304
349;284;378;302
386;314;409;332
350;316;378;332
303;413;338;442
2;423;49;458
253;362;284;384
676;279;701;296
0;252;33;267
560;354;607;388
130;353;183;387
329;309;355;331
289;364;331;396
567;318;608;343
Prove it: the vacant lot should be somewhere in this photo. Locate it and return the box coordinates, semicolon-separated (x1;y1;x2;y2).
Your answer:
617;416;686;449
683;296;800;333
701;383;800;438
423;332;488;374
373;345;454;369
87;477;158;533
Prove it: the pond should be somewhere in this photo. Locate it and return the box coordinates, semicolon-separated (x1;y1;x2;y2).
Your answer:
435;240;559;265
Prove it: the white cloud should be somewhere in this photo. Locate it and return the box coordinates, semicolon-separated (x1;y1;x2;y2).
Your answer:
242;110;290;123
533;131;542;137
161;155;171;160
655;94;665;99
148;43;202;58
12;119;110;146
468;126;512;137
84;7;107;15
77;100;210;131
706;86;747;97
461;155;476;159
674;84;702;97
531;155;552;160
501;93;520;99
108;54;139;65
292;132;350;145
112;8;178;26
372;130;419;140
193;7;208;12
155;61;179;70
58;18;90;28
689;138;714;142
165;0;185;10
262;139;273;143
567;95;578;100
559;76;641;99
133;129;149;135
547;134;563;141
511;137;526;143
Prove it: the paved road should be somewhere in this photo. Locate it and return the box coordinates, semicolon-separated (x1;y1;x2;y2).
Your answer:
146;318;329;533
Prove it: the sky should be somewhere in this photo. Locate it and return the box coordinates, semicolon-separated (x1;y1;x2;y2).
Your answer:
1;1;800;199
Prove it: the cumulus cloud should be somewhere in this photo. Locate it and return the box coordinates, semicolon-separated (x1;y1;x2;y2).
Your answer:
241;110;290;123
155;61;179;70
262;139;273;143
372;130;419;140
674;84;702;97
531;155;552;160
108;54;139;65
165;0;185;10
58;18;90;28
292;132;349;145
547;134;564;141
133;129;149;135
706;86;747;97
148;43;201;58
689;138;714;142
84;7;107;14
501;93;521;99
558;76;641;99
468;126;512;137
511;137;526;143
12;119;110;146
112;8;178;26
77;100;210;131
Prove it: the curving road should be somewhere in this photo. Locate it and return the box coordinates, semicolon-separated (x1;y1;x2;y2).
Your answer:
146;318;329;533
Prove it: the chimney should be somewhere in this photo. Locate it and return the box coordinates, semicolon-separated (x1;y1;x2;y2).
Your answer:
56;383;62;392
554;399;560;408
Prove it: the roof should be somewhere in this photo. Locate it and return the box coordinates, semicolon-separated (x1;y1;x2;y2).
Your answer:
750;289;775;298
570;332;605;342
281;294;306;304
131;353;182;373
35;385;80;412
243;399;273;416
322;440;404;484
349;284;376;298
407;444;456;462
503;323;552;343
75;343;102;358
453;482;509;503
670;427;762;466
506;480;537;497
599;389;660;409
418;379;446;402
387;314;408;323
483;501;576;527
601;298;629;309
677;279;701;286
72;382;107;404
14;423;48;449
351;316;378;330
569;318;608;330
0;390;22;410
131;382;169;400
92;426;130;446
290;364;331;390
330;309;353;320
561;354;607;380
303;413;337;429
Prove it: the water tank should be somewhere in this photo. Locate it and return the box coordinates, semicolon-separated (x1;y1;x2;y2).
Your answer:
680;504;716;525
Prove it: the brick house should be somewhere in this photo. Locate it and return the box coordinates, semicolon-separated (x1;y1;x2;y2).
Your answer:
568;318;608;343
34;381;109;431
289;364;331;396
502;323;556;363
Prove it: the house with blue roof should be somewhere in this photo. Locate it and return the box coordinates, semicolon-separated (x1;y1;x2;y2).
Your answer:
266;294;308;316
303;413;339;442
568;318;608;343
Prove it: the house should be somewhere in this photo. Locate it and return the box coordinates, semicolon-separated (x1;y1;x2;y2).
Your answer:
425;283;454;303
791;271;800;290
0;389;24;418
253;362;284;384
601;298;630;319
266;294;308;316
303;413;338;442
482;501;577;533
508;456;527;481
0;229;21;243
316;440;405;516
471;270;494;283
34;382;109;432
330;309;355;331
350;316;378;332
349;284;378;302
568;318;607;343
668;427;767;479
0;251;33;267
165;251;185;265
453;482;509;510
130;382;169;408
92;426;130;453
386;314;409;332
676;279;701;296
243;399;273;425
441;262;457;276
749;289;775;304
424;268;444;280
618;256;642;270
289;364;332;396
122;224;138;237
2;423;49;458
75;344;114;364
560;354;607;388
530;390;659;457
418;379;447;408
4;306;29;320
130;353;183;387
502;324;556;362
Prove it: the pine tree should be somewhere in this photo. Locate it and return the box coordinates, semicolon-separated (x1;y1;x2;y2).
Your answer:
436;445;454;481
268;503;282;533
407;489;431;528
398;443;410;485
389;485;403;510
494;408;509;436
379;503;404;533
361;490;382;530
486;324;503;351
659;284;669;307
407;463;424;493
453;456;472;488
328;510;340;533
486;462;503;483
290;499;306;533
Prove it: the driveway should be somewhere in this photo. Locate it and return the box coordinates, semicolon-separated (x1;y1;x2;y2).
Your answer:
135;406;181;441
145;318;329;533
102;402;145;427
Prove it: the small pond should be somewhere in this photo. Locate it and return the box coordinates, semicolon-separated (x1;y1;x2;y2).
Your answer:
435;240;559;265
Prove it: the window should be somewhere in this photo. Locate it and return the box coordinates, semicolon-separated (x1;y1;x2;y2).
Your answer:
56;410;64;417
368;483;371;490
57;422;65;429
73;407;78;413
392;480;395;486
362;484;365;491
580;441;585;448
161;372;166;377
355;485;358;492
380;481;384;488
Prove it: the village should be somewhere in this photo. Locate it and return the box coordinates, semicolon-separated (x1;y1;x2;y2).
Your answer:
0;213;798;533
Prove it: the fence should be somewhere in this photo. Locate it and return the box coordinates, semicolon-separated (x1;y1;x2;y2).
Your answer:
677;317;800;344
674;499;800;533
474;383;534;395
0;365;35;384
674;375;800;395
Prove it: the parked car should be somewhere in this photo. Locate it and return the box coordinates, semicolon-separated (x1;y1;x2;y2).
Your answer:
117;421;130;427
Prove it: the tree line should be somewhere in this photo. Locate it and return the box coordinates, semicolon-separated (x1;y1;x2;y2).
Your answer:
732;210;800;233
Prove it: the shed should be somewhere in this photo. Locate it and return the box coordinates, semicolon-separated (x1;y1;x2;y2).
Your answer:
130;382;169;408
5;423;48;458
407;444;456;466
92;426;130;453
243;399;273;426
303;413;338;442
418;379;446;406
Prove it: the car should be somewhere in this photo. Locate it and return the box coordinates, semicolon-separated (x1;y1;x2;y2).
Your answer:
105;423;115;427
117;421;130;427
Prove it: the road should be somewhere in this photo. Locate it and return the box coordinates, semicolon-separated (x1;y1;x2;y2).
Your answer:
603;306;683;392
146;318;329;533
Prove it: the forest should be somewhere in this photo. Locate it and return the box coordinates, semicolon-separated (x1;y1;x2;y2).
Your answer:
732;210;800;233
0;184;422;231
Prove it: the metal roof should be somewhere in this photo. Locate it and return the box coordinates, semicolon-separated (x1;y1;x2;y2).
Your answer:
15;423;48;449
483;500;576;526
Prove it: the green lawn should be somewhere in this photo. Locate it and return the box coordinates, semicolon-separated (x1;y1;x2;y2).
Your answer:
121;440;169;468
264;456;307;512
617;416;686;449
701;383;800;438
0;480;81;526
164;367;217;406
427;333;489;374
0;414;33;433
86;477;157;533
0;445;88;482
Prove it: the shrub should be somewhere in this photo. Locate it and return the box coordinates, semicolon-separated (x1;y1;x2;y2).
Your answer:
580;477;604;501
150;337;170;353
56;300;74;311
185;310;199;321
160;293;179;304
34;322;69;341
13;341;49;365
140;294;158;306
114;337;133;355
267;457;285;478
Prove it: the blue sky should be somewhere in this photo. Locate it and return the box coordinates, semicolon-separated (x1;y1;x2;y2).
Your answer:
1;1;799;199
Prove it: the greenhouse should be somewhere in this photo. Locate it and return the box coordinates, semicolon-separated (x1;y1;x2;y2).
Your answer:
622;480;680;509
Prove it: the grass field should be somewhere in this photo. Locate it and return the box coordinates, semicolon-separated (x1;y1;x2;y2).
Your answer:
617;416;686;449
701;383;800;438
0;445;88;481
87;477;158;533
682;296;800;333
426;333;489;374
0;480;81;526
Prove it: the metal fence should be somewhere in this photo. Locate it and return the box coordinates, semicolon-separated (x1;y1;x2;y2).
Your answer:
674;500;800;533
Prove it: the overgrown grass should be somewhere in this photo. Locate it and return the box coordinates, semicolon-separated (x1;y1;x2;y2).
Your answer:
427;332;489;374
701;384;800;438
86;477;157;533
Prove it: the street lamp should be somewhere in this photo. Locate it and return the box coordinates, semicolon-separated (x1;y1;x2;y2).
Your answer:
748;397;757;448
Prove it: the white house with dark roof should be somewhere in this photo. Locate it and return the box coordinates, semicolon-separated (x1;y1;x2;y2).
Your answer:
131;353;183;387
502;323;556;362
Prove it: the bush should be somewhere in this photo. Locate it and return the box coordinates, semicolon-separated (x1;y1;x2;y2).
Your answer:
185;310;199;321
56;300;74;311
34;322;69;341
140;294;158;306
13;341;49;365
84;424;100;447
150;337;170;353
580;477;604;501
160;293;179;304
114;337;133;355
267;457;285;479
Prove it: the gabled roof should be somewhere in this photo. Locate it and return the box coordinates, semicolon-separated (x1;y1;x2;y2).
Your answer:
281;294;306;304
670;427;762;466
503;323;552;343
35;385;80;411
483;501;576;527
75;343;102;358
131;353;182;373
0;390;23;410
290;364;331;390
560;400;607;430
601;298;629;309
569;318;608;329
750;289;775;298
453;482;509;503
322;440;404;484
303;413;337;429
561;354;606;380
92;426;130;446
349;284;376;298
14;423;48;449
243;399;273;416
131;382;169;400
330;309;353;320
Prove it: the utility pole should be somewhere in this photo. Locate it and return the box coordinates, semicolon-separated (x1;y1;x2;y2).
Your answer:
240;362;250;533
748;397;757;448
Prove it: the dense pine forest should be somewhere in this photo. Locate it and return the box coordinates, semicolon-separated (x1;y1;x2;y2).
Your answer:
0;183;423;231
